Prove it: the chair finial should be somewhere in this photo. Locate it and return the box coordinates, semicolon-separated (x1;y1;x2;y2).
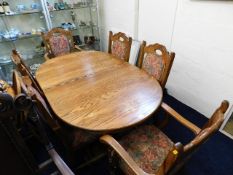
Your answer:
220;100;229;113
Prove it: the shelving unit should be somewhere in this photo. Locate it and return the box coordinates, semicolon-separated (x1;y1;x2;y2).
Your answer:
0;34;41;43
0;0;101;83
0;10;42;17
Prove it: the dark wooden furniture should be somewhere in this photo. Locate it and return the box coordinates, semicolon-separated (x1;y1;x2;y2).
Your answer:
0;93;38;175
0;92;75;175
100;101;229;175
36;51;163;133
42;28;81;60
108;31;132;62
137;42;175;89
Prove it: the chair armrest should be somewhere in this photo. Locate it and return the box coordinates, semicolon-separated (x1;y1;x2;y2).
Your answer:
74;45;83;51
161;102;201;135
100;135;152;175
48;149;75;175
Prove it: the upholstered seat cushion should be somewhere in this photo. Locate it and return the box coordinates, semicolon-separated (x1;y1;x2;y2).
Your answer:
119;125;173;174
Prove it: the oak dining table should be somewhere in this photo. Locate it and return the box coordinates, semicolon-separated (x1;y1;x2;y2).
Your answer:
36;51;163;133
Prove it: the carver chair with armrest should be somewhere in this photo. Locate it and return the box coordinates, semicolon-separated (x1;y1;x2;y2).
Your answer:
19;73;98;160
42;28;82;60
108;31;132;62
137;42;175;89
100;100;229;175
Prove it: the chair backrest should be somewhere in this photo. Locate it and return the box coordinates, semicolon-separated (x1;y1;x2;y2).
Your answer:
15;93;75;175
108;31;132;62
138;42;175;89
42;28;75;58
19;75;59;131
11;50;28;76
11;50;44;96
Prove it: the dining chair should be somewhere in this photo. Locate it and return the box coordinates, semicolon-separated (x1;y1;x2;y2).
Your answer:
100;100;229;175
42;28;82;59
19;74;97;151
108;31;132;62
11;50;44;95
137;42;175;89
25;83;99;166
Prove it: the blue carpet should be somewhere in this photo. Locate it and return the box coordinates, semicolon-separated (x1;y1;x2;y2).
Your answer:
27;94;233;175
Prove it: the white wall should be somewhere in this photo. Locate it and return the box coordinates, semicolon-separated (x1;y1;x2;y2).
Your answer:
100;0;233;117
167;0;233;117
99;0;137;51
138;0;178;49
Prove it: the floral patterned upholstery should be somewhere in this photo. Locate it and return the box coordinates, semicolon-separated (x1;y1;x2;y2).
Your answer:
49;34;71;57
142;53;165;81
111;40;127;60
119;125;173;174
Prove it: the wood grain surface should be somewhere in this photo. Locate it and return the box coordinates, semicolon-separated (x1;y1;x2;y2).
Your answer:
36;51;163;132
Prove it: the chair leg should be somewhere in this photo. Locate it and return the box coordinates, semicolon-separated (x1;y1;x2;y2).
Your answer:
156;112;170;129
108;149;118;175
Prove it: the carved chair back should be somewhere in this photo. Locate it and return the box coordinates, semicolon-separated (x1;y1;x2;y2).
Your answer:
138;42;175;89
108;31;132;62
17;74;59;131
11;49;28;76
42;28;75;58
11;50;44;95
21;78;96;151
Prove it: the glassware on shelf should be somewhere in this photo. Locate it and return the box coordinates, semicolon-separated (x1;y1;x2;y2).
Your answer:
60;22;76;30
2;1;14;15
0;3;5;14
47;2;55;11
3;29;20;41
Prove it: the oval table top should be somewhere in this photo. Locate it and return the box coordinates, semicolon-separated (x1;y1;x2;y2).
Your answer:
36;51;163;132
